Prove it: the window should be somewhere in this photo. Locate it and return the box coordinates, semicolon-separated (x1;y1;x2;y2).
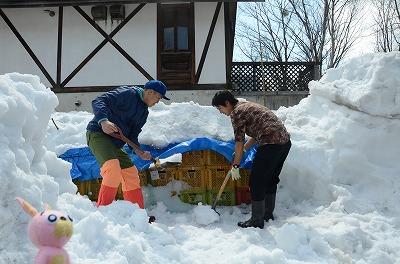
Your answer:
157;3;195;85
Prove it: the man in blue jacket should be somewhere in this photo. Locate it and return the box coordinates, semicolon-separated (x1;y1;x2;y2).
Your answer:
86;80;169;207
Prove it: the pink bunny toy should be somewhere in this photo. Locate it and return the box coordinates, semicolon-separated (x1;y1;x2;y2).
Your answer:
16;197;73;264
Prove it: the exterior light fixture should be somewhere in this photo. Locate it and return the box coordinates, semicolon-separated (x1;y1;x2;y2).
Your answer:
91;6;107;22
110;5;125;24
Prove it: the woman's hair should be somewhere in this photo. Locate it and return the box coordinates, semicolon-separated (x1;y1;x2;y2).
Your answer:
212;90;238;107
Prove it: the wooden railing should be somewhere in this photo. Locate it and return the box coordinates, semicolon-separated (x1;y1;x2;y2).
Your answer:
230;61;320;92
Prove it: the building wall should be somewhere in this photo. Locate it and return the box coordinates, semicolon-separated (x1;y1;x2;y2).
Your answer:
195;2;226;84
0;3;226;87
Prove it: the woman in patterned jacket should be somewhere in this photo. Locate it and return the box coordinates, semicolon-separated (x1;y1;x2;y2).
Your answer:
212;90;291;229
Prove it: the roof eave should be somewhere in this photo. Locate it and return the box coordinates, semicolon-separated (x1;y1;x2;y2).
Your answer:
0;0;263;8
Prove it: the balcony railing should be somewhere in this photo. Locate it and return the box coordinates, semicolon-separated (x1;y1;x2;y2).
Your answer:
230;61;320;92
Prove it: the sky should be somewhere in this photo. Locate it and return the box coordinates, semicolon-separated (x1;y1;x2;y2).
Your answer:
0;52;399;263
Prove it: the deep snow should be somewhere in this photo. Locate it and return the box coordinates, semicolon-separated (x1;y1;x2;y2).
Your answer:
0;52;399;264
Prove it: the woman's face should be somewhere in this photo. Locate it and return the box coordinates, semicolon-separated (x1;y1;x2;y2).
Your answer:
216;102;233;116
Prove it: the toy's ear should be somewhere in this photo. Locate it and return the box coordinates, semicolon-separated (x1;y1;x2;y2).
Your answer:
16;197;38;217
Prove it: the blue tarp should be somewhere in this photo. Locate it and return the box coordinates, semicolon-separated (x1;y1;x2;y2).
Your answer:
59;137;256;181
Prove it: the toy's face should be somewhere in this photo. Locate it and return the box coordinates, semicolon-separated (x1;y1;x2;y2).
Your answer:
29;210;73;248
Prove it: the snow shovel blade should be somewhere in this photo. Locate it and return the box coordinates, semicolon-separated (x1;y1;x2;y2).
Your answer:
211;171;231;215
157;161;182;169
149;161;182;172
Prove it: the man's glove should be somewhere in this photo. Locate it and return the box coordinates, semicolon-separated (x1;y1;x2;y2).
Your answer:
228;165;241;180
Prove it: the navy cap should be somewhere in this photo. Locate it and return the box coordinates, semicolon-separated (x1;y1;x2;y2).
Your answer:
144;80;170;100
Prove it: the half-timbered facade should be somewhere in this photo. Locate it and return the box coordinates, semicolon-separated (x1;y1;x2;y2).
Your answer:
1;0;246;110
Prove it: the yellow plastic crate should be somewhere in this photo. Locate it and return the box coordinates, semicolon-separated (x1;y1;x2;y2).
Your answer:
177;167;206;189
73;179;124;201
204;150;230;166
139;170;148;186
181;151;205;167
206;165;235;190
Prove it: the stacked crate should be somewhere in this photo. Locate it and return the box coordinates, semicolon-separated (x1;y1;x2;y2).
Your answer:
73;150;251;206
174;150;253;206
204;150;236;206
235;169;251;204
147;168;178;187
177;151;208;205
74;170;149;202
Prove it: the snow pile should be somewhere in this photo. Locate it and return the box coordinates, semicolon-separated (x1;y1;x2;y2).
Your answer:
311;52;400;118
0;73;76;263
46;110;93;155
192;203;220;225
1;52;400;263
47;100;233;156
277;52;400;218
140;101;233;147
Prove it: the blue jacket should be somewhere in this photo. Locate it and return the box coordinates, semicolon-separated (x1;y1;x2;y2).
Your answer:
87;86;149;148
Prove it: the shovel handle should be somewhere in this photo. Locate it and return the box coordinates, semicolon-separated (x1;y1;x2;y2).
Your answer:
211;171;231;210
111;131;157;164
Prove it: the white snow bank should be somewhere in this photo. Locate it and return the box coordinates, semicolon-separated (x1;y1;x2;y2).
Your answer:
47;102;233;155
0;73;76;263
276;52;400;217
310;52;400;118
2;51;400;264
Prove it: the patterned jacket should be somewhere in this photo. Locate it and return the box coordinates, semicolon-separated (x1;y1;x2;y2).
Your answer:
230;101;290;145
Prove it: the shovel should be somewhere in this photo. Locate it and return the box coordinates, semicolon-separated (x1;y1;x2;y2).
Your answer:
110;130;159;166
110;129;181;172
211;171;231;214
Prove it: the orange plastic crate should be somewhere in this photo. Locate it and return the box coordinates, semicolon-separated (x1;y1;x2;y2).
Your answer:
203;150;230;166
177;167;206;189
181;151;205;167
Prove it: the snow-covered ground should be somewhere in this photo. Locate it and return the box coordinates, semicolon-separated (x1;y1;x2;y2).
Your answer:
0;52;399;264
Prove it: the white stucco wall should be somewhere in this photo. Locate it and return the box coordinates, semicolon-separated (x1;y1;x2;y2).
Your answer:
0;7;59;80
195;2;226;84
0;3;226;87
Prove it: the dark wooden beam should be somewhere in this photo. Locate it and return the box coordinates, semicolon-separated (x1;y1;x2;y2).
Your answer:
224;2;230;85
195;2;222;83
52;83;231;93
0;8;57;87
57;6;63;85
224;2;236;84
61;4;146;87
0;1;260;8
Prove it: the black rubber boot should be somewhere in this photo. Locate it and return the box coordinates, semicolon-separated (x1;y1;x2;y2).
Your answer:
238;200;265;229
264;193;276;222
